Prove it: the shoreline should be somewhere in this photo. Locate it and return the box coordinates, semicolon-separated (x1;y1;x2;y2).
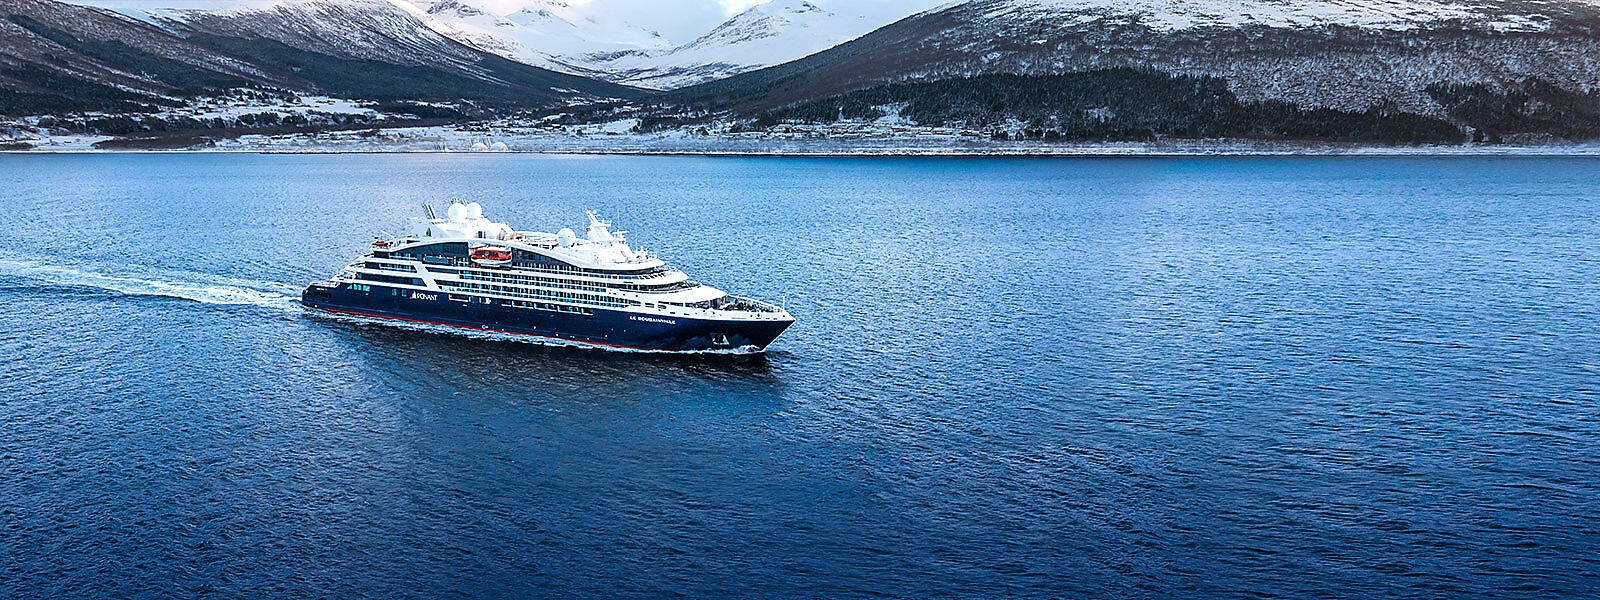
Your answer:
10;121;1600;157
6;146;1600;157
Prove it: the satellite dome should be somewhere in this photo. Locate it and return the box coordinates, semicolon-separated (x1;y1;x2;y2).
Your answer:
556;228;576;247
446;203;466;222
467;202;484;220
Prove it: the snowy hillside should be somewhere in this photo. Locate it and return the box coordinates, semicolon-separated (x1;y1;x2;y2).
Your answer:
384;0;945;89
0;0;296;102
14;0;1600;148
6;0;637;117
573;0;942;89
66;0;946;89
392;0;1570;90
951;0;1600;112
962;0;1560;32
168;0;492;66
392;0;669;73
667;0;1600;117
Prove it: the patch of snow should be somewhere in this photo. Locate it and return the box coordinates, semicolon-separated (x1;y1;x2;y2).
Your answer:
156;94;379;121
975;0;1558;33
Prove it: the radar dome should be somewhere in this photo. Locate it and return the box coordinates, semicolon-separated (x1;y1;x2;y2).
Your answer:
446;203;466;222
467;202;484;220
556;228;576;247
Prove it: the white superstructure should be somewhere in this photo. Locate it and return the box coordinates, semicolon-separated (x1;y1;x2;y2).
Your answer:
327;202;791;323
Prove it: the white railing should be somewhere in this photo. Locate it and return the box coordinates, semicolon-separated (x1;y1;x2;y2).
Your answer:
723;295;786;314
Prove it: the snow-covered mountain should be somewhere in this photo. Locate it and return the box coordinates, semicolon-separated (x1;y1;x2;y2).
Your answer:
569;0;941;89
5;0;640;116
670;0;1600;117
165;0;495;66
61;0;946;90
392;0;669;73
18;0;1600;145
390;0;945;89
0;0;298;104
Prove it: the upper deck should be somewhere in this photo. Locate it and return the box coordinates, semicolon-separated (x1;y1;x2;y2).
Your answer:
394;202;665;272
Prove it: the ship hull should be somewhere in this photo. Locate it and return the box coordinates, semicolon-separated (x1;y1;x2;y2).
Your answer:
302;283;793;352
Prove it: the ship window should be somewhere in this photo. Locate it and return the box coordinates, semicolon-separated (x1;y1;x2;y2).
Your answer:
412;242;468;256
355;273;421;286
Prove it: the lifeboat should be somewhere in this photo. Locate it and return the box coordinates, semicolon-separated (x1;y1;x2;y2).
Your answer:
470;246;512;267
372;237;395;248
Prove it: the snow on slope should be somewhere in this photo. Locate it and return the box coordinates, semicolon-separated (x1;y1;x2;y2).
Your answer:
66;0;1574;94
70;0;946;89
74;0;483;66
2;0;300;98
411;0;1544;90
77;0;282;22
393;0;940;88
392;0;668;72
710;0;1600;117
573;0;947;89
59;0;642;105
966;0;1558;32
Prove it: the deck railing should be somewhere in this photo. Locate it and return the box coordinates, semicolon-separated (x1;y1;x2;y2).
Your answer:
721;296;786;314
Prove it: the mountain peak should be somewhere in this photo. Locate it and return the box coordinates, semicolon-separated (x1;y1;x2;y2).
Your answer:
701;0;836;40
757;0;826;15
421;0;484;18
545;0;945;89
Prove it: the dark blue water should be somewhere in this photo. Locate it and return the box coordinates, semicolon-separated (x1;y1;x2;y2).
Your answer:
1;154;1597;599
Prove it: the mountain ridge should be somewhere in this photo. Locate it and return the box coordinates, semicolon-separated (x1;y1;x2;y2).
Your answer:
387;0;946;89
664;0;1600;118
572;0;907;89
0;0;642;117
392;0;668;75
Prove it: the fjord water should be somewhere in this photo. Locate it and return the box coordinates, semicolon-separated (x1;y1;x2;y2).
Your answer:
1;154;1597;598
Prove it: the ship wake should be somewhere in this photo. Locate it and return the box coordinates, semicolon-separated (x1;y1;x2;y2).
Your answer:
2;258;770;355
0;258;301;312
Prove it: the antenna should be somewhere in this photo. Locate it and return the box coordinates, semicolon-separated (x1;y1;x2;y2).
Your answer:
422;202;438;220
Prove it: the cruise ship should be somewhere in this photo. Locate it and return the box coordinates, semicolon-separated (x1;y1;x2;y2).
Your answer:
301;202;794;352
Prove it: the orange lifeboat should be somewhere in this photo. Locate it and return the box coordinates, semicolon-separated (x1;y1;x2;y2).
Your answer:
471;247;512;267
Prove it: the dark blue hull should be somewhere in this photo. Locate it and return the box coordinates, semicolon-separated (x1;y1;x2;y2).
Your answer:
302;283;793;352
